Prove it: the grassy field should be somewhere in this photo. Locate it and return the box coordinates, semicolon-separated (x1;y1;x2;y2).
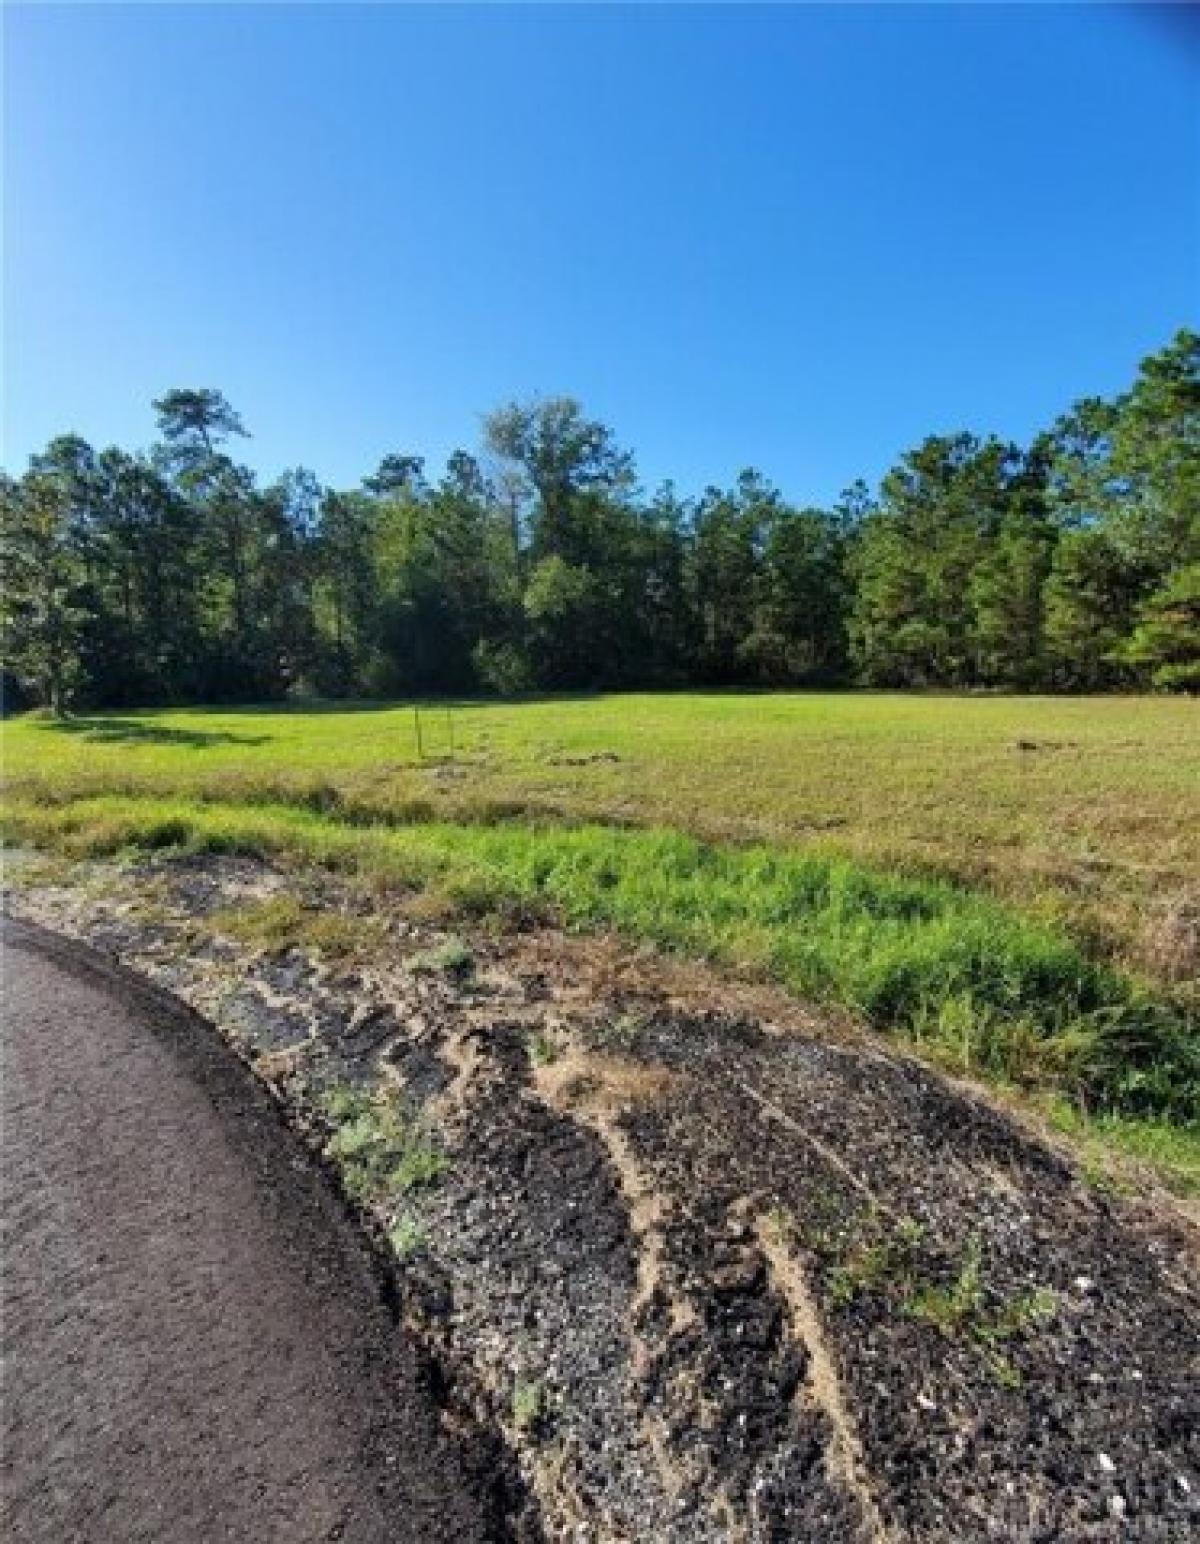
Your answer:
4;693;1197;1180
6;692;1196;959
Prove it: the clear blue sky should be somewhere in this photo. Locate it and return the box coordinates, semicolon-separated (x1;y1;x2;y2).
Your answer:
4;4;1197;505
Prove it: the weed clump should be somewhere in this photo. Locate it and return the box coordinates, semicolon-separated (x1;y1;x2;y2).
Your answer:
903;1235;1058;1388
821;1217;1058;1389
512;1379;545;1435
526;1030;559;1066
321;1085;448;1204
388;1212;427;1261
214;894;381;960
409;936;475;979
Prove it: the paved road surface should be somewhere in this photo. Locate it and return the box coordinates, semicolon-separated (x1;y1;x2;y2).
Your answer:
1;918;500;1544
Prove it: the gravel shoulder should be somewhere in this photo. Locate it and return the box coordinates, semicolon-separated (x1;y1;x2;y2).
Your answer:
6;854;1199;1542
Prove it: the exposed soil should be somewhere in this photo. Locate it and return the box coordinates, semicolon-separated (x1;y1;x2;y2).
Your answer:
6;854;1198;1542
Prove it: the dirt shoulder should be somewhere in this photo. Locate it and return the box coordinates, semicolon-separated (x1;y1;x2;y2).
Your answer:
6;854;1198;1542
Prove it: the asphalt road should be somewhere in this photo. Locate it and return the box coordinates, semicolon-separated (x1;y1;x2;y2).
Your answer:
1;917;501;1544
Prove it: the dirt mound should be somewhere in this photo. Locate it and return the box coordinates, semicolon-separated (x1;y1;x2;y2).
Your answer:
7;854;1198;1542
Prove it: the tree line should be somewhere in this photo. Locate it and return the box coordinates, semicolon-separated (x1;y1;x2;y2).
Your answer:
2;329;1196;713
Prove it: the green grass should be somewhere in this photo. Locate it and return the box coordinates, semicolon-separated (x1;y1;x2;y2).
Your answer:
5;787;1196;1124
1042;1097;1200;1195
3;694;1196;1184
4;693;1197;974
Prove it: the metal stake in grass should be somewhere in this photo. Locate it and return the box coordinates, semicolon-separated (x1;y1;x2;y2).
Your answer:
413;704;424;762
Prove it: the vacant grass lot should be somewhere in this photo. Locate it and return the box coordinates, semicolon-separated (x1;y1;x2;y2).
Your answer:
7;693;1196;958
4;693;1197;1179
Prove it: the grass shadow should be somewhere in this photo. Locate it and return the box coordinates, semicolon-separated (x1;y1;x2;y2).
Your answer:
40;717;272;749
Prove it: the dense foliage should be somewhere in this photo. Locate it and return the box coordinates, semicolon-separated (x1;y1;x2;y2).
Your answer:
2;332;1196;711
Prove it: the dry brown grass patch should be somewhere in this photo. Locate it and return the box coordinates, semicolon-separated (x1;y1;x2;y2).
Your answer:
1140;887;1200;985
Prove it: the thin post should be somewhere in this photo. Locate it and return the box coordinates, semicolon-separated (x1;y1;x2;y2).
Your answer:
414;704;424;761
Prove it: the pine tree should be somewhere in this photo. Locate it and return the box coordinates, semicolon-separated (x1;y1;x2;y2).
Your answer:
1120;562;1200;692
0;472;88;715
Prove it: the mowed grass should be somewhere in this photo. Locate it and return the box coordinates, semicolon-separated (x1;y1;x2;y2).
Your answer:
3;693;1197;1183
5;693;1196;971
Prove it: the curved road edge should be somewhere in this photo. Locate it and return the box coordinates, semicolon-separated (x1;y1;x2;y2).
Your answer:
1;914;528;1544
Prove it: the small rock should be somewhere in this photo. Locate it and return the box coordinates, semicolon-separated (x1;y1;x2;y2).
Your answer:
1109;1494;1126;1520
1098;1453;1116;1474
